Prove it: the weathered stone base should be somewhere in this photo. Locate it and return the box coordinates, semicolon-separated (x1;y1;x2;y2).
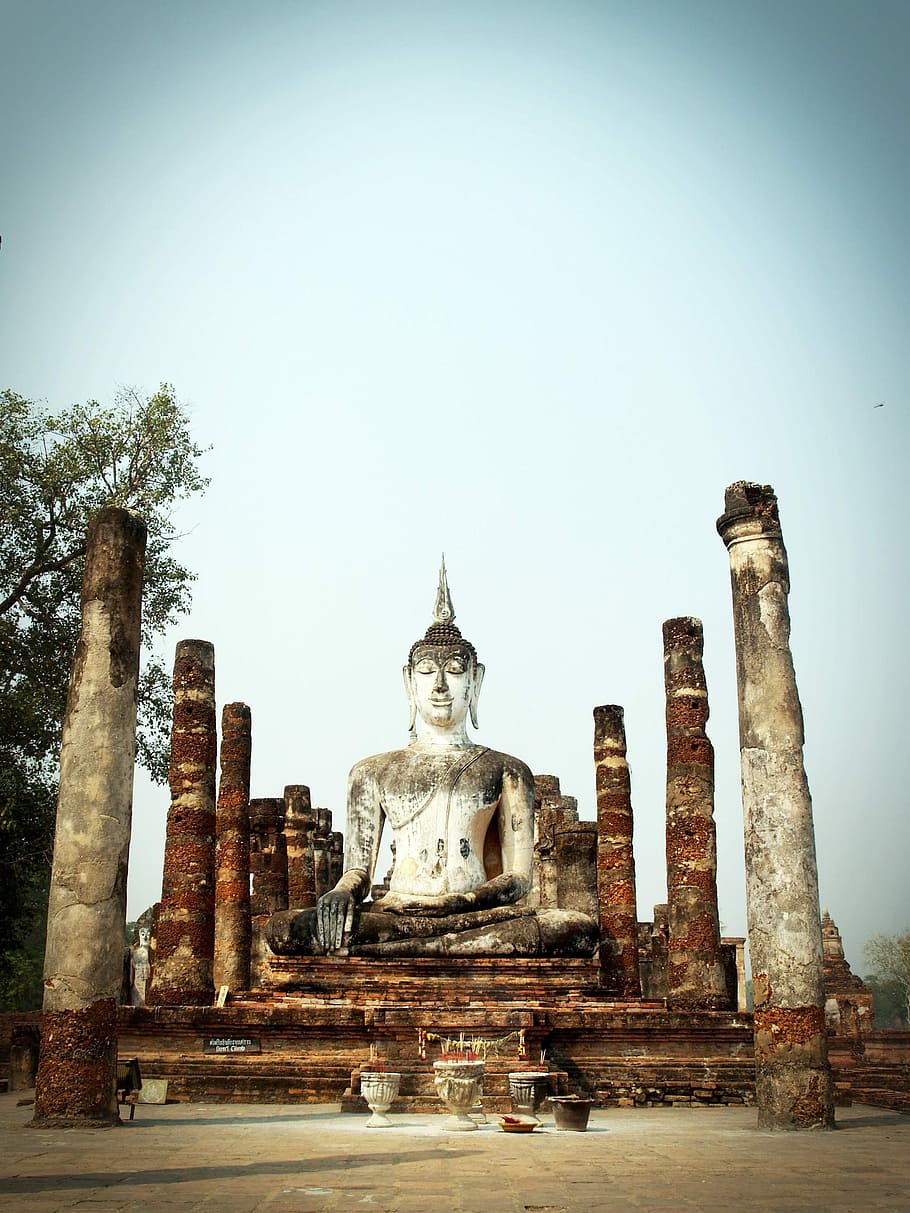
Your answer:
754;1005;836;1130
116;958;757;1110
31;1001;119;1127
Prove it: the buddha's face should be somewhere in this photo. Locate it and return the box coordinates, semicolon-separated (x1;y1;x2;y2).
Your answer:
409;644;476;729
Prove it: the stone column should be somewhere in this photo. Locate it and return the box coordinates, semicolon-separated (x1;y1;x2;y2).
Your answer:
329;832;344;888
33;507;146;1126
593;705;641;998
662;617;727;1010
249;797;289;915
249;797;288;989
213;702;252;993
554;822;599;919
147;640;217;1006
313;807;333;898
532;775;562;908
284;784;316;908
717;481;834;1129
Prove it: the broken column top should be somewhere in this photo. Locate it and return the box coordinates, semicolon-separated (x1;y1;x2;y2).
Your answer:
662;616;704;648
534;774;561;797
716;481;782;543
593;704;625;744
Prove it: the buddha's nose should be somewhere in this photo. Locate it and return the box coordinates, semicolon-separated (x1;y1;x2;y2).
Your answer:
434;668;448;692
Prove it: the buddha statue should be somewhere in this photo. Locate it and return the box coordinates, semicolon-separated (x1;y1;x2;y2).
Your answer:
267;564;599;958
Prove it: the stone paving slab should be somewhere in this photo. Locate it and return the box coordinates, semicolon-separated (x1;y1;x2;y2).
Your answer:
1;1093;908;1213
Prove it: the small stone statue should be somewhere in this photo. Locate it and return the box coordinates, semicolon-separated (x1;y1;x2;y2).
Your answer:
129;924;151;1006
268;563;597;958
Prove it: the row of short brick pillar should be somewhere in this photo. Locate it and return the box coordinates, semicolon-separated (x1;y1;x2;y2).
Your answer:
145;650;343;1007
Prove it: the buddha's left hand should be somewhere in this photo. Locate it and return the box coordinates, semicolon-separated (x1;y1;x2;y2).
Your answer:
376;890;477;917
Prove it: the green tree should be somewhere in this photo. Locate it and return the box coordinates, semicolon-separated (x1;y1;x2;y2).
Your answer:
0;384;208;1009
864;932;910;1028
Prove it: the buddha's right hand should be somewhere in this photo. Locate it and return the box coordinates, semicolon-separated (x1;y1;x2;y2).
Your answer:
315;888;356;952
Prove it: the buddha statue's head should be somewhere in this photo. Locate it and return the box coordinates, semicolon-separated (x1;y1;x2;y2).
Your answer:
403;560;485;739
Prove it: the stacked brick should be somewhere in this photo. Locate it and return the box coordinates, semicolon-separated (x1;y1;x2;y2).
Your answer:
662;617;726;1011
147;641;217;1007
593;706;641;998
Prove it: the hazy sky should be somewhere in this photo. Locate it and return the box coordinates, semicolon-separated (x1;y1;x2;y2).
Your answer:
2;1;907;975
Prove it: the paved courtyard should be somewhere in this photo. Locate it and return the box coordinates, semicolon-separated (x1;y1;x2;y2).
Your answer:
1;1092;908;1213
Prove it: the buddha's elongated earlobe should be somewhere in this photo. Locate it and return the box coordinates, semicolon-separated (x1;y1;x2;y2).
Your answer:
469;663;485;730
403;665;417;739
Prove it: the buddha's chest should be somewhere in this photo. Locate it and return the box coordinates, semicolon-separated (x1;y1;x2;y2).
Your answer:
379;755;501;835
379;755;501;893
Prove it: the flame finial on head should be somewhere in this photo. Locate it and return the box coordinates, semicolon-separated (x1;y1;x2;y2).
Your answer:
408;557;477;665
433;555;455;625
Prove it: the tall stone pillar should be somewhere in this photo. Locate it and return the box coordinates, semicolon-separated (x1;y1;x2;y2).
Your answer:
284;784;316;908
213;702;252;993
33;507;146;1126
662;617;727;1010
717;481;834;1129
147;640;217;1006
593;705;641;998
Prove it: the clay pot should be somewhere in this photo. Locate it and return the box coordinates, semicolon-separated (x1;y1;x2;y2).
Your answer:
549;1095;593;1131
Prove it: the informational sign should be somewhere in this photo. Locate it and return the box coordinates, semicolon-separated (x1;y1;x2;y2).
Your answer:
203;1036;261;1054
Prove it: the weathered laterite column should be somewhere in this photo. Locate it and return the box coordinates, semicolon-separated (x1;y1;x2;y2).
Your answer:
147;640;217;1006
249;797;288;989
717;481;834;1129
284;784;316;908
213;702;252;992
593;705;641;998
249;797;289;915
33;507;146;1127
662;617;727;1010
532;775;562;909
329;831;344;888
313;807;333;898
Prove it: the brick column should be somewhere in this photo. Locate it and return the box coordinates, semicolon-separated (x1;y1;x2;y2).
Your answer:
313;807;333;898
147;640;217;1006
249;797;288;989
662;617;727;1010
34;507;146;1126
329;832;344;888
284;784;316;908
532;775;562;908
718;481;834;1129
249;798;289;915
213;702;252;993
593;705;641;998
